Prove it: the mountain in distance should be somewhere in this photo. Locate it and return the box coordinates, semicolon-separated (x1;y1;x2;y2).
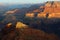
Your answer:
0;3;32;15
6;4;32;10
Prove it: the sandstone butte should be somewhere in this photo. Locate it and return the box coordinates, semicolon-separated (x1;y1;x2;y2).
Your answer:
26;1;60;18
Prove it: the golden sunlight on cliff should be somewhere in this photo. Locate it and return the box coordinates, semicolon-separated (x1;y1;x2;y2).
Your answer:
54;1;60;7
7;23;12;28
44;1;60;13
45;2;51;7
48;13;60;18
7;9;18;14
37;13;46;18
16;22;28;28
26;13;34;17
4;9;19;15
41;1;60;18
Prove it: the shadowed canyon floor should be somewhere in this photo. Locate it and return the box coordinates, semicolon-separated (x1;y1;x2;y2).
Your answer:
0;28;60;40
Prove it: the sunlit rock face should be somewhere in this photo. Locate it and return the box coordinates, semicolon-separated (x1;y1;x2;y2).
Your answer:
4;9;19;15
16;22;28;28
37;1;60;18
25;1;60;18
44;1;60;13
6;23;12;28
45;1;52;7
37;13;46;18
26;13;34;18
48;13;60;18
6;22;28;29
45;1;60;18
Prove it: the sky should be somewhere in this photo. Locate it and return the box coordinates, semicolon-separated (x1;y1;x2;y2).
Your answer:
0;0;60;4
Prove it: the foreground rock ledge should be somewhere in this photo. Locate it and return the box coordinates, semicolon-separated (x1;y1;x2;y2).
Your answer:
1;28;60;40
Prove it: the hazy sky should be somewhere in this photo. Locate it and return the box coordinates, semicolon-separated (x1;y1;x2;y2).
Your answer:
0;0;60;4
